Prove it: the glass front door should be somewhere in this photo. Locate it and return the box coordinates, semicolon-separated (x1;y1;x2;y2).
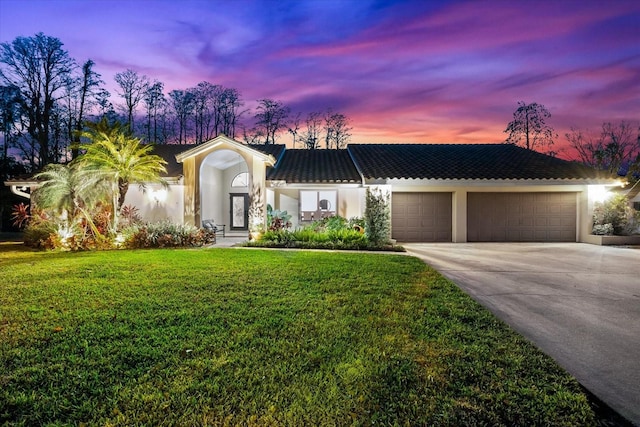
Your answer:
230;193;249;230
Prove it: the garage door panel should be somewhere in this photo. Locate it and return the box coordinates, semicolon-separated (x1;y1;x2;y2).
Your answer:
468;192;576;242
392;192;452;242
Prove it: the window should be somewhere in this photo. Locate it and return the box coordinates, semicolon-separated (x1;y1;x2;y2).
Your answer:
231;172;249;187
300;190;336;221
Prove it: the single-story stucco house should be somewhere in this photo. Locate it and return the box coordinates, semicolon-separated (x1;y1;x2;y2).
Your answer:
6;134;624;243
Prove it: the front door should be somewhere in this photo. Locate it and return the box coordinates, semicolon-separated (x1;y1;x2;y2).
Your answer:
230;193;249;230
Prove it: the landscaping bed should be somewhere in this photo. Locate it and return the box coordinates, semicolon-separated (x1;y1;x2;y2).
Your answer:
0;246;601;425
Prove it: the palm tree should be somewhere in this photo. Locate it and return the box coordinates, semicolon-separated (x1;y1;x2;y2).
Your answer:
76;118;167;229
33;163;109;237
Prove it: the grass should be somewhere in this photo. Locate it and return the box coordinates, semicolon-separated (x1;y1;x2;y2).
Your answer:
0;243;598;426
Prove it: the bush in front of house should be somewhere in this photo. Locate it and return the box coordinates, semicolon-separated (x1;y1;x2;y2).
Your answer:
592;194;639;235
122;221;216;249
365;187;391;245
15;202;215;250
246;215;403;251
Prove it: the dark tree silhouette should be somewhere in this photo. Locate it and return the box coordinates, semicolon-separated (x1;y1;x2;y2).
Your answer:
505;101;556;152
0;33;76;167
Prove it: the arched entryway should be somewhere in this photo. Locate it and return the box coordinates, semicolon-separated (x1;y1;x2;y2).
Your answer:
200;149;249;231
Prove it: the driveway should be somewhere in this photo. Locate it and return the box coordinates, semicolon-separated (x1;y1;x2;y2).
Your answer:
404;243;640;426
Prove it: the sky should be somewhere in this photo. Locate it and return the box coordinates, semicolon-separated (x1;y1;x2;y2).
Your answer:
0;0;639;158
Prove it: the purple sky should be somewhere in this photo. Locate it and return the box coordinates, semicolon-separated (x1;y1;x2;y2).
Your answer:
1;0;638;157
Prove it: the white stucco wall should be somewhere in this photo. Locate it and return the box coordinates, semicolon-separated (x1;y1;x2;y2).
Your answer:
269;185;366;229
200;164;224;225
123;183;184;224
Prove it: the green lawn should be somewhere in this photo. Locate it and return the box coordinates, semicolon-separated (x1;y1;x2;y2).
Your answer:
0;243;597;426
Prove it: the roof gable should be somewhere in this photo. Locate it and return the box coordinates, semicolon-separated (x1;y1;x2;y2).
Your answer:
174;134;276;165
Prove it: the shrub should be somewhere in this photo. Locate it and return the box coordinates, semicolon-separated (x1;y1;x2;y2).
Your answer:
119;204;143;229
248;215;396;251
365;187;391;245
123;221;215;249
592;194;638;235
266;204;292;231
10;203;30;229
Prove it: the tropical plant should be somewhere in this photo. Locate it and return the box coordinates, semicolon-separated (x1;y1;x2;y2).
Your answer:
10;202;30;229
77;118;167;229
31;163;109;241
266;204;292;231
122;221;215;248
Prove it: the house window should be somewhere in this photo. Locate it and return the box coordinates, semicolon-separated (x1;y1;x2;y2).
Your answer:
231;172;249;187
300;190;336;221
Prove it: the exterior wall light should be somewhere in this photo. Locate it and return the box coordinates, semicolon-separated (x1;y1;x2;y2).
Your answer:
150;188;168;204
588;185;611;204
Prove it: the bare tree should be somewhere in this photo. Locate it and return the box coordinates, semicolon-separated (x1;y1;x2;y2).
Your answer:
505;101;556;152
566;121;640;175
95;88;116;121
114;69;148;131
192;81;220;143
288;112;301;148
300;111;323;149
217;87;243;139
169;89;195;144
0;33;76;168
143;80;165;143
324;110;352;149
0;85;22;161
72;60;103;157
252;99;290;145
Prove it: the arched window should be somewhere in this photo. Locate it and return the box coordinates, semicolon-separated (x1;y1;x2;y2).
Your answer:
231;172;249;187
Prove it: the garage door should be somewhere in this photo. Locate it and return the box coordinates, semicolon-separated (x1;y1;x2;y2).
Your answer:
392;192;452;242
467;192;576;242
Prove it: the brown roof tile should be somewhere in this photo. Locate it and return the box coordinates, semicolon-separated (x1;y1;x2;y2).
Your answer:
266;149;362;183
348;144;613;180
151;143;196;177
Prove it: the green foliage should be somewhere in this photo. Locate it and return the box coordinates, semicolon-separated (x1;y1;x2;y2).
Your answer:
365;187;391;245
592;194;638;235
22;214;59;249
250;215;383;250
266;204;292;231
0;248;600;425
122;221;215;248
77;118;167;227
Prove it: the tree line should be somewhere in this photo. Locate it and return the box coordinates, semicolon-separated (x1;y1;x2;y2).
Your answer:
504;101;639;178
0;33;353;173
1;33;638;179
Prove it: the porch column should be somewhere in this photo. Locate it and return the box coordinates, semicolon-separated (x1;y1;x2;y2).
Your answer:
182;158;198;226
452;190;467;243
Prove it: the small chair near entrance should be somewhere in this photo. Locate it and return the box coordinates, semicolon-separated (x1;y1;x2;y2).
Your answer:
202;220;226;237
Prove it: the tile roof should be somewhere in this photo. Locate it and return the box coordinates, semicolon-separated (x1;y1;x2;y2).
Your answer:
151;143;196;177
152;142;614;182
347;143;614;180
266;149;362;183
250;144;286;161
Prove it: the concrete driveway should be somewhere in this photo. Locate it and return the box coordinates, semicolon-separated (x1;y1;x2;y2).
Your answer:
404;243;640;426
